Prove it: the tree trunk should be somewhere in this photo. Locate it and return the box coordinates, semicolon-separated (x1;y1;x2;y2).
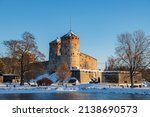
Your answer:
20;57;24;85
130;71;134;88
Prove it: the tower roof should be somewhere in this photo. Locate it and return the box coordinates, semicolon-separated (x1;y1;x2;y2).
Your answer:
50;37;61;44
62;30;78;37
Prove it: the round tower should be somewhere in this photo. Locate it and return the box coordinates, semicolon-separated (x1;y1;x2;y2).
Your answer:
61;31;80;69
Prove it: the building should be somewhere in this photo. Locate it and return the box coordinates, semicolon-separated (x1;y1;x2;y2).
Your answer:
49;31;101;83
0;74;20;83
0;73;3;83
102;71;142;86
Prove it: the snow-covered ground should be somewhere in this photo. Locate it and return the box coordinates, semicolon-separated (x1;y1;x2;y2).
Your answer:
36;73;58;83
0;83;150;95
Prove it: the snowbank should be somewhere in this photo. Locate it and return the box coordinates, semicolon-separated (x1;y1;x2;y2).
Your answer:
0;83;150;95
36;73;58;83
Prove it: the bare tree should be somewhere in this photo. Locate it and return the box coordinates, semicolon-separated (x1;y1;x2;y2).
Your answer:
0;59;4;73
115;30;150;87
142;69;150;82
2;40;20;74
106;56;118;70
56;62;72;85
0;57;19;74
106;56;129;71
24;61;48;82
3;32;45;85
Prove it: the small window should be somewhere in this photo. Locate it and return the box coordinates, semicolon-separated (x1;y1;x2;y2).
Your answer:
124;81;127;83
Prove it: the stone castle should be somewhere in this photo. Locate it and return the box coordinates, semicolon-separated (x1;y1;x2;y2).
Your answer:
49;31;101;83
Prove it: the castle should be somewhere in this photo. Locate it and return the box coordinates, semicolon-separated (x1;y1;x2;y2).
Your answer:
49;31;101;83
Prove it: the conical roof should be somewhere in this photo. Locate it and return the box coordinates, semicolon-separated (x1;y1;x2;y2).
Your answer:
62;30;78;37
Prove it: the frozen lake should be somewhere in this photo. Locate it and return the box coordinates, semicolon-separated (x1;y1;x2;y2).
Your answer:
0;92;150;100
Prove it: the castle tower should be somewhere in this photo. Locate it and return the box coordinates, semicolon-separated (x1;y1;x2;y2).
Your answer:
49;38;61;72
61;31;80;69
49;31;101;83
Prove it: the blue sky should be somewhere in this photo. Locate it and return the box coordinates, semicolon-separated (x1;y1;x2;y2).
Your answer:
0;0;150;69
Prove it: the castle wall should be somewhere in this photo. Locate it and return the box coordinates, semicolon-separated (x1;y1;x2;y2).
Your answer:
69;36;80;69
102;71;142;86
49;31;101;83
72;69;102;83
118;71;142;85
49;39;61;72
0;76;3;83
61;33;80;69
60;36;71;66
80;53;97;70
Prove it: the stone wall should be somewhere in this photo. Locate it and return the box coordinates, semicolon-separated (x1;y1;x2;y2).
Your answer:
0;76;3;83
119;71;142;85
49;31;100;83
72;69;102;83
102;71;142;86
69;36;80;69
49;32;80;72
80;53;97;70
49;39;62;72
61;33;80;69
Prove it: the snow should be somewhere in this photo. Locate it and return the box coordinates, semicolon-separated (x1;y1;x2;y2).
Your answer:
64;31;78;37
56;37;61;42
36;73;58;83
1;72;150;95
1;72;150;96
0;83;150;95
71;68;100;72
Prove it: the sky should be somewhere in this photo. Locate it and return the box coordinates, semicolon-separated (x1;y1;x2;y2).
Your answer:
0;0;150;69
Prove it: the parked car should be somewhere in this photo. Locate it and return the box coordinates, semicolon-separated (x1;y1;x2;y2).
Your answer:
130;85;138;88
89;78;99;84
65;77;79;86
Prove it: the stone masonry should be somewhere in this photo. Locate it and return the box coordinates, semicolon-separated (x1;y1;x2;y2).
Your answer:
49;31;101;83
